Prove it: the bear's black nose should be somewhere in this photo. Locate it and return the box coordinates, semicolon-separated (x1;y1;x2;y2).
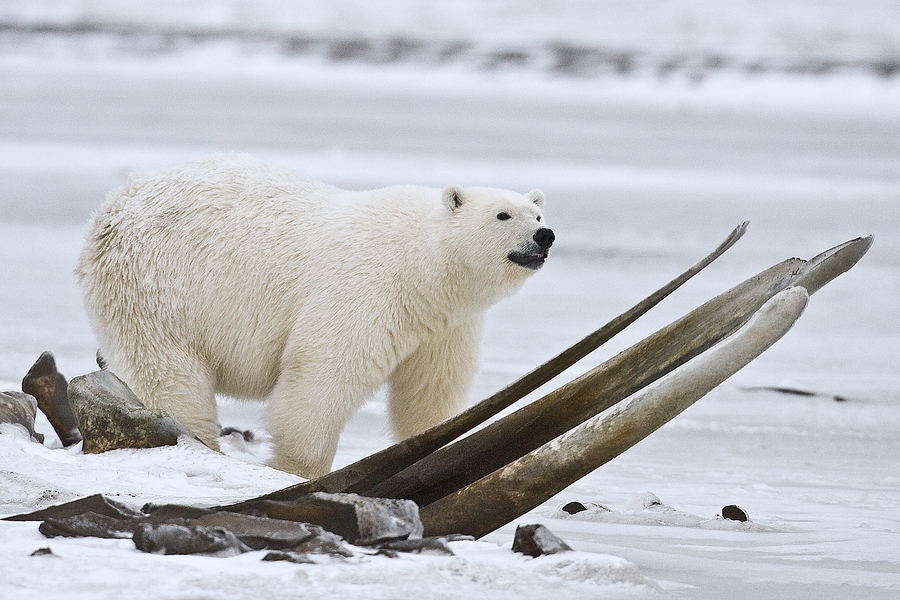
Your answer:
533;227;555;249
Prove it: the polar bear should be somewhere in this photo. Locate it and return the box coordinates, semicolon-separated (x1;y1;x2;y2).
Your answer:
76;154;554;477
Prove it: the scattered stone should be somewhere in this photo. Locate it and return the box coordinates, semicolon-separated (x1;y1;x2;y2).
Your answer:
39;512;138;539
141;503;215;521
512;524;572;558
4;493;144;522
262;550;316;564
287;527;353;557
30;547;56;557
6;492;446;561
67;370;196;453
220;426;254;442
133;522;250;557
185;511;328;551
374;536;456;556
554;501;612;518
234;492;424;545
721;504;750;522
628;492;663;511
561;501;588;515
0;391;44;443
21;351;82;446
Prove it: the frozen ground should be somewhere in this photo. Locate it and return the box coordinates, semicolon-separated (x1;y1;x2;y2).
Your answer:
1;2;899;599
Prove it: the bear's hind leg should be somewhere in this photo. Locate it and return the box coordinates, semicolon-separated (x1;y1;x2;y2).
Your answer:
265;365;367;478
119;350;221;451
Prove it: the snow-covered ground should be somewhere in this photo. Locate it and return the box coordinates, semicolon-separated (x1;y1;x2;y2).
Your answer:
1;2;899;598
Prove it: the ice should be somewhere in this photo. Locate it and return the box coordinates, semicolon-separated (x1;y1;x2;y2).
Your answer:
1;2;899;599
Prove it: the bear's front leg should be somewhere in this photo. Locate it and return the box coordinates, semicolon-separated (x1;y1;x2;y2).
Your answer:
387;316;484;441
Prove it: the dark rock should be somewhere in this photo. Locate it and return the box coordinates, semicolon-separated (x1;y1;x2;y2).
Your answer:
262;550;316;564
152;507;354;556
512;524;572;558
233;492;423;545
21;351;82;446
67;370;195;453
561;501;588;515
721;504;749;522
141;503;215;521
375;536;456;556
189;511;323;551
4;493;144;522
220;426;254;442
0;391;44;443
145;502;356;556
30;547;56;557
40;512;138;539
133;522;250;556
288;527;353;557
10;494;355;558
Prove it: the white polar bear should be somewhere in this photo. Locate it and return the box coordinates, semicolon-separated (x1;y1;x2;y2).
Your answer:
76;153;554;477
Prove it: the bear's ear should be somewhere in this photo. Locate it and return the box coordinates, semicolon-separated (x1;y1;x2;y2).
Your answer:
442;185;467;213
526;188;546;210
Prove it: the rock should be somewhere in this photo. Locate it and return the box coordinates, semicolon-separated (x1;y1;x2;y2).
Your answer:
0;391;44;443
261;550;316;564
626;492;663;511
561;501;588;515
721;504;750;522
39;512;138;539
141;503;215;521
133;522;250;557
67;370;196;453
184;511;330;551
10;494;357;559
286;527;353;557
152;511;353;556
234;492;424;545
4;493;144;523
143;505;316;549
21;351;82;446
220;426;254;442
512;524;572;558
30;547;56;557
375;536;457;556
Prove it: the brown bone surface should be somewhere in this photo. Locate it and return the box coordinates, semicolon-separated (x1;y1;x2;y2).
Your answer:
6;235;872;543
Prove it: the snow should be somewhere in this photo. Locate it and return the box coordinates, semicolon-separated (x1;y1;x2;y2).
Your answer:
1;2;899;599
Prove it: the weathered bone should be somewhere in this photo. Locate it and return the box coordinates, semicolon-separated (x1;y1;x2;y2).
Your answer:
355;236;872;507
419;287;809;538
232;222;749;505
5;236;872;544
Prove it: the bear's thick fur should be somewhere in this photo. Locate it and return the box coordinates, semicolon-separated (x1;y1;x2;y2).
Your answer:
76;154;553;477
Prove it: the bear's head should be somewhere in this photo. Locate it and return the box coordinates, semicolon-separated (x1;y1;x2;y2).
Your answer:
440;184;554;298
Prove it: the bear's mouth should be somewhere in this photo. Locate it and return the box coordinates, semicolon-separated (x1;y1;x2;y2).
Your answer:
508;250;549;270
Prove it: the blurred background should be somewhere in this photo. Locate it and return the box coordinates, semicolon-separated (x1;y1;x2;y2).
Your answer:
1;0;898;392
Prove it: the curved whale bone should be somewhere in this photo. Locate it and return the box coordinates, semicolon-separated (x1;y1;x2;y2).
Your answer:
5;235;872;542
420;287;809;538
353;235;872;508
225;232;870;519
232;222;750;506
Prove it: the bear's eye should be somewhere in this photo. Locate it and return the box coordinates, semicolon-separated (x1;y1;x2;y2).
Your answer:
496;212;511;221
536;215;542;222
